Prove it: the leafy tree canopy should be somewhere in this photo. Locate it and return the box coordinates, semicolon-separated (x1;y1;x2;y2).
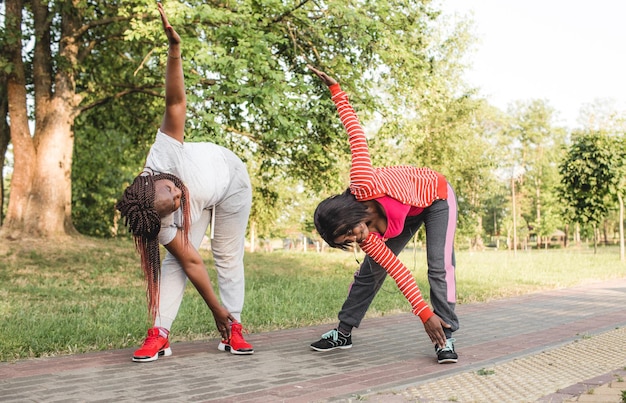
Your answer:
69;0;475;237
559;131;622;226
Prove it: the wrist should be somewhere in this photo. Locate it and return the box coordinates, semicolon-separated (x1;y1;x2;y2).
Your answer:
418;307;435;323
168;44;181;59
329;83;341;95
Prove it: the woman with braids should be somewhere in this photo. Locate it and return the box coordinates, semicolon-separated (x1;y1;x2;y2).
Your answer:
116;3;253;362
307;65;459;364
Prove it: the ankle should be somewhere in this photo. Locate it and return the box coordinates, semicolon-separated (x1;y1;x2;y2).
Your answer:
338;324;352;336
157;327;169;338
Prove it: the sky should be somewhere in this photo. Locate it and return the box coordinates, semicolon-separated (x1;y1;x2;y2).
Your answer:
439;0;626;128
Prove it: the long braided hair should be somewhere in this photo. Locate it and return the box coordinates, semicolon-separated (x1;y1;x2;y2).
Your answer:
116;172;191;322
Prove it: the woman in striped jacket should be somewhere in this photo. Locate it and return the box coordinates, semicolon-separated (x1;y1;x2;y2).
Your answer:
308;65;459;364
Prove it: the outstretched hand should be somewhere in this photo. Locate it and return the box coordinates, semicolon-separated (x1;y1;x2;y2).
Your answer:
307;64;337;87
423;313;451;349
213;306;236;340
157;2;180;46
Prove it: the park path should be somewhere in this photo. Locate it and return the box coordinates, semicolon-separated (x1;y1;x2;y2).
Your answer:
2;278;626;402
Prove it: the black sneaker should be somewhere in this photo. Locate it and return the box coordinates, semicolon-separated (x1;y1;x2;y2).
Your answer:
310;328;352;351
435;338;458;364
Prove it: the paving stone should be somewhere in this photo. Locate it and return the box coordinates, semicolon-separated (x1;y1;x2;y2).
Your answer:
1;279;625;402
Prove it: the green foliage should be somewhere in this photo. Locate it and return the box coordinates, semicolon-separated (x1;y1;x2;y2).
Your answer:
56;0;475;237
476;368;495;376
505;100;567;244
559;131;624;226
73;93;162;237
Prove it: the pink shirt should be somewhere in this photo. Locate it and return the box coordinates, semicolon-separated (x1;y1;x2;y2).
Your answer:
376;196;424;240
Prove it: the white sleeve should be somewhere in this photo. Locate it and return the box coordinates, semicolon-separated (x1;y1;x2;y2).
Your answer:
144;129;185;175
158;209;182;245
145;130;185;245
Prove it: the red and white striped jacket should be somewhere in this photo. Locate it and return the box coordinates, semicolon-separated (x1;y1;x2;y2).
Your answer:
329;84;448;323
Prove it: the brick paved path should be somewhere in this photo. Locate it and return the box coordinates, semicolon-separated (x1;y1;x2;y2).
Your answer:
2;278;626;402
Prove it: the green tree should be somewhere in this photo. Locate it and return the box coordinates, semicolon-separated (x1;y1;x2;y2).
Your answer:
504;100;566;248
559;131;622;254
2;0;146;238
439;99;502;250
72;93;162;237
2;0;474;240
576;99;626;257
0;0;472;237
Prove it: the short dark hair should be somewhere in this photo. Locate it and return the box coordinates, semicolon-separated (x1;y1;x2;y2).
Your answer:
314;188;368;250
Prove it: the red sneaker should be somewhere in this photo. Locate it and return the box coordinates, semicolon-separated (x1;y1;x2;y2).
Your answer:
132;327;172;362
217;322;254;355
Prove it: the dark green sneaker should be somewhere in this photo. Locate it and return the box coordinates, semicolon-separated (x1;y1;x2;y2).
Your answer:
436;338;458;364
310;328;352;351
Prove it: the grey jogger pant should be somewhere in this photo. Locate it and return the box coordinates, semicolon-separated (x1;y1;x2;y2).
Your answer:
155;149;252;329
338;183;459;336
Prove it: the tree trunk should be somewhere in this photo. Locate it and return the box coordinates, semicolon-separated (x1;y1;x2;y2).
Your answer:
512;175;517;256
249;220;256;252
29;111;76;236
3;104;77;239
535;178;541;249
619;193;625;262
0;75;10;225
3;0;36;238
1;0;78;239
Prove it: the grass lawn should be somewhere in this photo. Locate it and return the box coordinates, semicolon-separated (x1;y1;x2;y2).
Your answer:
0;236;624;362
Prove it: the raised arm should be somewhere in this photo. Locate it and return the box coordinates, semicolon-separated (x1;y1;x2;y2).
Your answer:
158;2;185;143
308;65;377;198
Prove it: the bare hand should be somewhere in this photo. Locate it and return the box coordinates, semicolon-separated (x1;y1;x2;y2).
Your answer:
213;307;236;340
157;2;181;46
307;64;337;87
423;314;451;348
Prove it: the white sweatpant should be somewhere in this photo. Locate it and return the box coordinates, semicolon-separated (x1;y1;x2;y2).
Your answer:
154;149;252;330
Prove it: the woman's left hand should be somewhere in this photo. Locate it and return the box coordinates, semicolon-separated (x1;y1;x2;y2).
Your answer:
307;64;338;87
157;2;181;46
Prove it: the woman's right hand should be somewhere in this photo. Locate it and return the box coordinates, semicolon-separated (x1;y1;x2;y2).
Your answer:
423;313;450;349
213;306;236;340
307;64;337;87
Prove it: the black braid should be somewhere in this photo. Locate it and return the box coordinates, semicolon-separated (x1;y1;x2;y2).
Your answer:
116;175;160;239
116;172;191;322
